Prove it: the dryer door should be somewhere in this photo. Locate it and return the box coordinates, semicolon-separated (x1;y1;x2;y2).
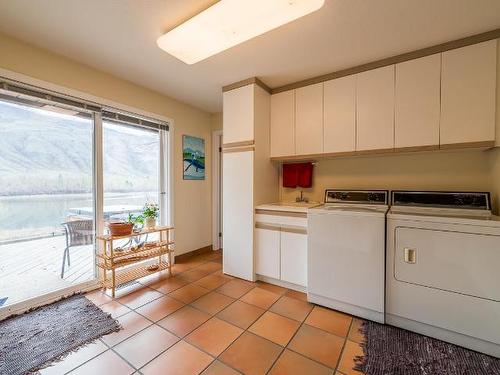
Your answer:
394;227;500;301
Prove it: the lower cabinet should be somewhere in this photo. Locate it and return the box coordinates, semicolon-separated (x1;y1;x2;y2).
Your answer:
255;225;307;287
255;227;280;279
280;230;307;286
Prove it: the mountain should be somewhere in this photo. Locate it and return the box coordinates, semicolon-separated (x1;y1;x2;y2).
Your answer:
0;101;159;195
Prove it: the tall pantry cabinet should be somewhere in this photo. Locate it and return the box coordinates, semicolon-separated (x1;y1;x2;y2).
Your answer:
222;82;278;281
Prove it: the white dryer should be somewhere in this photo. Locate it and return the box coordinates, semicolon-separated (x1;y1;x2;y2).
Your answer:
308;190;388;323
386;191;500;357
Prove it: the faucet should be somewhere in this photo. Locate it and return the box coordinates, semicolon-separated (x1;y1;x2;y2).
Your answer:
295;190;309;203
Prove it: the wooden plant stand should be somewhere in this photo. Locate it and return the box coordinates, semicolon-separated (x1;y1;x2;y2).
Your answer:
96;226;174;297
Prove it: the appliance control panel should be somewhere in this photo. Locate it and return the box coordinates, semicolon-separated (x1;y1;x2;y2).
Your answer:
324;190;388;205
391;191;491;210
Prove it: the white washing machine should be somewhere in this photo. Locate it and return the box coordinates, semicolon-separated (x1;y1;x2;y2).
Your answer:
308;190;388;323
386;191;500;357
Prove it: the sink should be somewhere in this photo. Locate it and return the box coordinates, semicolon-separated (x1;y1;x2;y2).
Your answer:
270;202;320;208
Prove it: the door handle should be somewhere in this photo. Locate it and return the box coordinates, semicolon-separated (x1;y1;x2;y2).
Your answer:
404;248;417;264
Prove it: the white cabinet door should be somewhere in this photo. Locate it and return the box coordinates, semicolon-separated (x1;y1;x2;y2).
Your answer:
295;83;323;155
441;40;496;146
323;75;356;153
270;91;295;157
280;230;307;286
395;54;441;148
222;150;254;281
223;85;254;144
255;227;280;279
356;65;395;151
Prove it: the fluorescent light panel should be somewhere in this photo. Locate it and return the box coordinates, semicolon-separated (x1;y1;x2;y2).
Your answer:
157;0;325;64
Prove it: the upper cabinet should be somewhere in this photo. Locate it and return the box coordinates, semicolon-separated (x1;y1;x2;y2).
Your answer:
267;39;497;161
323;75;356;153
223;85;254;144
295;83;324;155
395;54;441;149
356;65;395;151
270;90;295;157
440;40;497;146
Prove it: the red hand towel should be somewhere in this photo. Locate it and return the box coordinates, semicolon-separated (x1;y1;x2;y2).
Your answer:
297;162;313;188
282;163;298;188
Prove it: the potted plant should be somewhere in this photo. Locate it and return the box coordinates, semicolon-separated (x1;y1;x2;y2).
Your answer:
143;202;159;229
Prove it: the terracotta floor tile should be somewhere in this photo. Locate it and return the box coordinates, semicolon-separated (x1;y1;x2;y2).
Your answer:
256;281;288;295
157;305;211;337
150;277;189;294
219;332;282;375
141;340;213;375
179;268;214;282
169;284;210;304
85;290;113;306
287;324;343;369
211;270;235;280
248;311;300;346
338;340;364;374
172;262;198;273
135;295;185;322
101;311;152;347
269;296;313;322
348;318;365;344
269;349;332;375
305;306;352;338
139;270;173;286
216;279;255;299
195;274;230;290
216;300;265;329
117;287;164;309
40;340;107;375
190;292;235;315
186;317;243;356
240;287;280;309
99;300;132;318
201;360;241;375
114;325;179;368
284;290;308;302
68;350;135;375
196;261;222;273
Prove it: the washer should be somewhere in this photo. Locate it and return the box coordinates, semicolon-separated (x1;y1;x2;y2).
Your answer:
308;190;388;323
386;191;500;357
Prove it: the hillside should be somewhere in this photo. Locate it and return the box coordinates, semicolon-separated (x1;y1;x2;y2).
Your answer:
0;100;159;195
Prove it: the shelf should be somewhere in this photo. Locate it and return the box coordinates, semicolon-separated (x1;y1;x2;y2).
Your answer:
97;245;172;270
96;225;174;241
97;240;174;261
102;261;171;289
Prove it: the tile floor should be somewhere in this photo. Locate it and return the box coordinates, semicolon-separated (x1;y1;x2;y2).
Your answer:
40;250;365;375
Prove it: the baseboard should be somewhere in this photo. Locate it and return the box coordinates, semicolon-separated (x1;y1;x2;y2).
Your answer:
256;275;306;293
174;245;213;263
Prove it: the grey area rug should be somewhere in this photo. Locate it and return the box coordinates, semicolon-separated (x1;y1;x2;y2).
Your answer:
355;320;500;375
0;294;121;375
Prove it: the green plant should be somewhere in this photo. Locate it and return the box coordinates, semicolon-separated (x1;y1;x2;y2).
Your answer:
127;213;144;225
143;202;159;219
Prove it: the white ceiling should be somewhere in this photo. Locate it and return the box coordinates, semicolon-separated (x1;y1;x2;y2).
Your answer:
0;0;499;113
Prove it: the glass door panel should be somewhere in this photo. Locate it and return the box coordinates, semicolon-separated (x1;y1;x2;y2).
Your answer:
0;99;95;308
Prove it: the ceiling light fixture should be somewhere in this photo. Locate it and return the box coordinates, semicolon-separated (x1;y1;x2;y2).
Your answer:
157;0;325;64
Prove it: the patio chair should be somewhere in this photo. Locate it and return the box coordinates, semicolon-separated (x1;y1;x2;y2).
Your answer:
61;220;94;278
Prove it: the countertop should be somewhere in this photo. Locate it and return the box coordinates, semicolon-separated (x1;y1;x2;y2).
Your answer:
255;202;322;213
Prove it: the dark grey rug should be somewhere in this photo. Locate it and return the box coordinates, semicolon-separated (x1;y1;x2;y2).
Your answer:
0;294;121;375
354;321;500;375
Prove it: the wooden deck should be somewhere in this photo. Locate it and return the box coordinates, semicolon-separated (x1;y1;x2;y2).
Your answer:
0;235;94;307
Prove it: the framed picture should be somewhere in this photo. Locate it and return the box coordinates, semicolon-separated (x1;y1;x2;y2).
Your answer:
183;135;205;180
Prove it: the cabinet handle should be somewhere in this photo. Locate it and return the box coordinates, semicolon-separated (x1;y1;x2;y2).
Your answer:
404;248;417;264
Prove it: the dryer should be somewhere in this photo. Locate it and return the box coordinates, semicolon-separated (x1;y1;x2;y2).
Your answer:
386;191;500;357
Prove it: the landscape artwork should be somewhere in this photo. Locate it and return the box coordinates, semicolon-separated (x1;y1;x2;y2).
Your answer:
183;135;205;180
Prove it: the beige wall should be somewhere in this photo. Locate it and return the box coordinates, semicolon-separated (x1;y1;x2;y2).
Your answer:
281;150;493;203
211;112;223;131
0;33;213;255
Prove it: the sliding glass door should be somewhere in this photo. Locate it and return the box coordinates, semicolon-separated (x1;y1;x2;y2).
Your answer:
0;99;95;308
0;81;170;314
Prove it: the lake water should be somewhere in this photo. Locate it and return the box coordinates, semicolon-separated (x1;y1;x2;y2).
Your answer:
0;192;156;240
